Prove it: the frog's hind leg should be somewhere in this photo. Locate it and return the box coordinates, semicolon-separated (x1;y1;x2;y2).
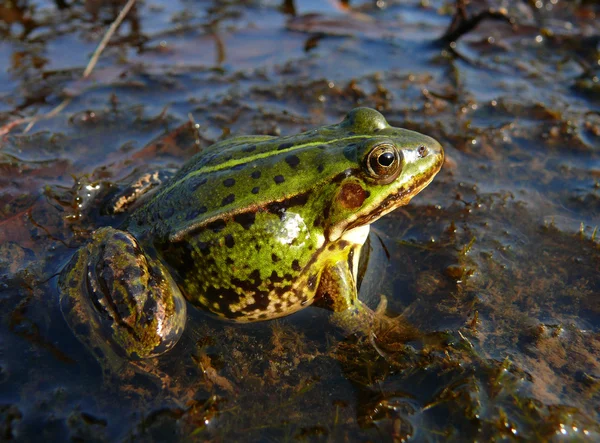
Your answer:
108;169;177;214
58;227;187;372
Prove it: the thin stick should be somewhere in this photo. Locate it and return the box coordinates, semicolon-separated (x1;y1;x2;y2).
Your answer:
83;0;136;78
23;97;72;132
0;0;137;136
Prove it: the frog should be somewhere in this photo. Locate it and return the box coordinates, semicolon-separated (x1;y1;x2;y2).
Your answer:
58;107;444;367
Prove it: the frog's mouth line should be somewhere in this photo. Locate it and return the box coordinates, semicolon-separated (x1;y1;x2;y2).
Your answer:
339;170;439;237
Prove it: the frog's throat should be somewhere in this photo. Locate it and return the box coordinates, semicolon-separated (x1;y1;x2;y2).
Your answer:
339;224;370;278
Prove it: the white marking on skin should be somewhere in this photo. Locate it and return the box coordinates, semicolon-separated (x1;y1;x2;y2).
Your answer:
403;148;420;164
270;212;304;244
341;225;369;278
315;233;325;248
340;224;370;246
329;215;357;242
230;295;255;313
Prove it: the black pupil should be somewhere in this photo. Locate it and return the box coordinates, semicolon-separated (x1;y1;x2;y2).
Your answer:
378;151;395;167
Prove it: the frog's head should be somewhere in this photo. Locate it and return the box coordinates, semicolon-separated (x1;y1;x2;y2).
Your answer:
326;107;444;241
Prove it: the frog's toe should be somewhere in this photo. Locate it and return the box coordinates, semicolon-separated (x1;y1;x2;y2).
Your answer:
374;294;388;315
59;227;187;362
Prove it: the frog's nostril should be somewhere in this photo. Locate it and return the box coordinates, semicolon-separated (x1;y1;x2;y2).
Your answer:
417;146;429;158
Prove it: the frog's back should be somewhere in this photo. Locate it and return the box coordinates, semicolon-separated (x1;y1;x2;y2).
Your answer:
128;126;368;241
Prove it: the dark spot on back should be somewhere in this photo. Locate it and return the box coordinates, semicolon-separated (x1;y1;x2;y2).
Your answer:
267;193;310;218
234;212;256;229
251;170;261;179
285;155;300;168
251;187;260;194
248;269;261;285
272;254;280;262
323;203;331;220
142;296;158;321
337;240;349;250
273;175;285;184
232;163;245;171
270;270;284;283
328;244;336;251
292;259;301;272
207;219;227;233
242;144;257;153
204;285;243;317
223;178;235;187
221;194;235;206
317;164;324;173
278;142;294;151
190;177;208;190
225;234;235;248
186;206;207;220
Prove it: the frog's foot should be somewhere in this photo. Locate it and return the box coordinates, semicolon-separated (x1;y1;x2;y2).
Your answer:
330;300;417;342
374;294;387;315
329;301;377;336
108;169;177;214
59;227;187;369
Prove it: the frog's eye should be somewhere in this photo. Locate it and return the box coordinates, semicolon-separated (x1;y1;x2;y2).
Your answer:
365;143;402;182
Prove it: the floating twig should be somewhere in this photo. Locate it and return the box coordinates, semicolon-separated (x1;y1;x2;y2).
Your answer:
438;0;516;45
0;0;137;136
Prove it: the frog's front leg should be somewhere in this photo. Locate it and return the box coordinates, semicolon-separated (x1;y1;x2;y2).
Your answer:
317;241;417;343
315;241;379;335
59;227;187;368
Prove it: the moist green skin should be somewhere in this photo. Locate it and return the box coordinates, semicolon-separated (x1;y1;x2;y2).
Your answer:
59;107;444;364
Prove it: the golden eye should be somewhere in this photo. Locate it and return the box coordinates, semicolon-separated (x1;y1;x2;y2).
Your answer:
365;143;402;182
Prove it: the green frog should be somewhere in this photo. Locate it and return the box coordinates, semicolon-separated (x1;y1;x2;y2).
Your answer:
59;107;443;365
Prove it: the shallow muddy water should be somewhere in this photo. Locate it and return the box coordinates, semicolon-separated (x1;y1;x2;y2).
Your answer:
0;0;599;441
